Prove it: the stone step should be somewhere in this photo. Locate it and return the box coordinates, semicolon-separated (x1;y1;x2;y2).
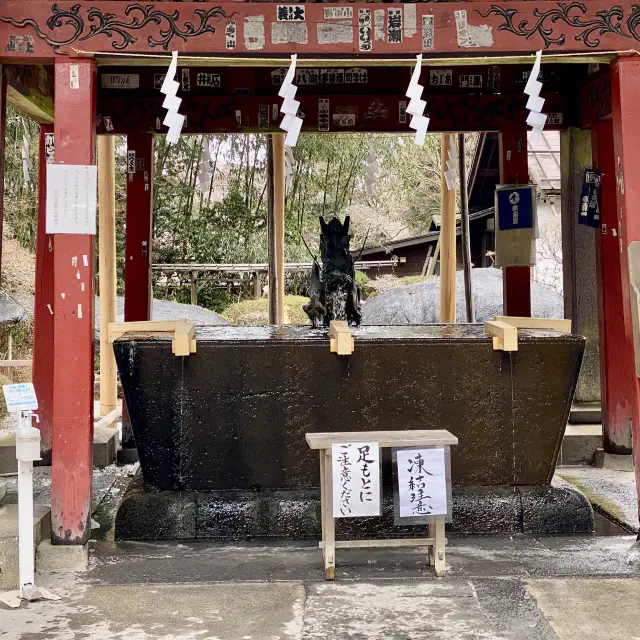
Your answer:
0;504;51;589
559;424;603;466
569;402;602;425
0;425;118;475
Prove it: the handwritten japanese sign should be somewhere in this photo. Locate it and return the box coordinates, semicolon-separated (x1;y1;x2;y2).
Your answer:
397;448;447;518
332;442;380;518
46;164;97;235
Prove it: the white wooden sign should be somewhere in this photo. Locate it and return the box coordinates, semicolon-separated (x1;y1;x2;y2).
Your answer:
397;448;447;517
46;164;97;235
332;442;380;517
3;383;38;412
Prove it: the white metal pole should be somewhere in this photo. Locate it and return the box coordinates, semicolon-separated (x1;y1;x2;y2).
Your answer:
18;457;34;596
17;411;35;597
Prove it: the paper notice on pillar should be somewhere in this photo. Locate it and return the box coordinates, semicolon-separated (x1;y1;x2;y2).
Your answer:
332;442;381;518
396;448;447;518
46;164;97;235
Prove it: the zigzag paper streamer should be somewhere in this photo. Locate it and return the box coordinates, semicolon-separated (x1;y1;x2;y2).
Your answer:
365;139;376;196
160;51;185;145
405;54;430;146
279;55;303;148
198;138;211;192
525;51;547;144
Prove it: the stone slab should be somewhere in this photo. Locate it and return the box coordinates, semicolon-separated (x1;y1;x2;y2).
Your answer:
93;426;118;469
594;449;634;471
527;578;640;640
115;472;594;540
0;432;17;475
36;540;88;573
0;504;51;589
556;466;639;533
569;402;602;424
559;424;602;465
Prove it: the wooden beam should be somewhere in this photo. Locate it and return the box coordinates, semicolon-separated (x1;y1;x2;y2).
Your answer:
108;320;197;356
273;133;286;325
459;134;475;323
329;320;354;356
440;135;456;323
266;136;277;324
0;2;637;59
485;320;519;351
98;135;118;417
494;316;572;332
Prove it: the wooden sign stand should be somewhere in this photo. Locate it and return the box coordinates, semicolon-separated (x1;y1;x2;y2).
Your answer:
306;429;458;579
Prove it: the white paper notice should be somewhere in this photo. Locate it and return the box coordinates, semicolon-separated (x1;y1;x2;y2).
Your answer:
46;164;97;235
332;442;381;518
397;448;447;517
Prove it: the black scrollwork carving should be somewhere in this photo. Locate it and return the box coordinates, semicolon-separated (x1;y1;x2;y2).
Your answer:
0;3;234;53
478;2;635;49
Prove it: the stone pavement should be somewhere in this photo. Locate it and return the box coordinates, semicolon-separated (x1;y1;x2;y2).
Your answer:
1;532;640;639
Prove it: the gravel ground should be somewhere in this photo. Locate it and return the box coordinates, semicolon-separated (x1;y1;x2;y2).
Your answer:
362;267;563;325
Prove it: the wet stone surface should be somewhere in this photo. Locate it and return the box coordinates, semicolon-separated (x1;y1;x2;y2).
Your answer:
114;324;584;494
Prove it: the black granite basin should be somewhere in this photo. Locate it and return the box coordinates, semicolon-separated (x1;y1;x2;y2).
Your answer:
113;324;585;492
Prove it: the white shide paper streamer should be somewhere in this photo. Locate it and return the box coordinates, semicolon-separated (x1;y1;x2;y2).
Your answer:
279;55;303;148
405;54;430;146
525;51;547;144
161;51;185;145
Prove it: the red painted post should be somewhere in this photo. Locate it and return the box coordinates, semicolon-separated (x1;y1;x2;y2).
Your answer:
499;123;532;317
121;133;154;450
32;124;55;462
611;56;640;524
125;133;154;323
50;59;96;545
592;119;634;454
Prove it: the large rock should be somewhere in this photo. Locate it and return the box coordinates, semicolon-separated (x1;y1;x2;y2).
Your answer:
94;297;228;349
362;267;563;325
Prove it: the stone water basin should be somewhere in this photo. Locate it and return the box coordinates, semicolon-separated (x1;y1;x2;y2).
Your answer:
113;324;584;491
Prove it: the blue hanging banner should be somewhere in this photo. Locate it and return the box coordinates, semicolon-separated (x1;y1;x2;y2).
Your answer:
578;169;602;229
495;186;535;231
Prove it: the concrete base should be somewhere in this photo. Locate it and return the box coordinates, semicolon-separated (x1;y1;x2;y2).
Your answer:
559;424;602;465
594;449;635;472
0;504;51;589
36;540;89;574
115;472;594;541
93;425;118;469
569;402;602;425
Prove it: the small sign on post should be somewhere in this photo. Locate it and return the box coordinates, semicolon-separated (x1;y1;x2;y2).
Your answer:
45;164;98;235
2;383;38;412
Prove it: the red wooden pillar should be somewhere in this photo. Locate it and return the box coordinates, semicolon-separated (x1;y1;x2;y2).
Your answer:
32;124;55;461
611;56;640;521
592;118;634;454
50;59;97;545
124;133;154;322
0;69;6;282
122;133;154;449
499;123;532;317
